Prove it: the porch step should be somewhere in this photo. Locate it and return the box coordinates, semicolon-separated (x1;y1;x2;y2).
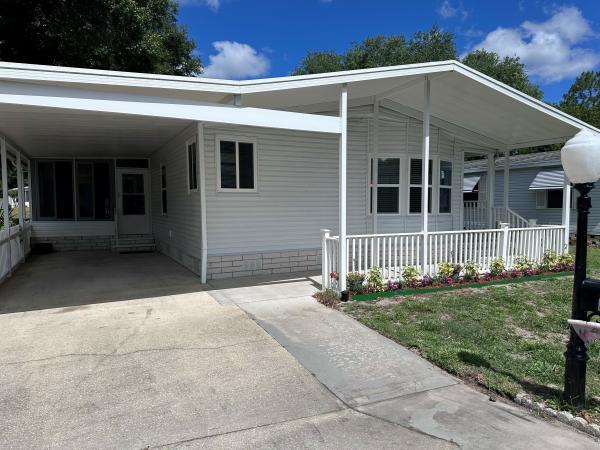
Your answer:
111;235;156;254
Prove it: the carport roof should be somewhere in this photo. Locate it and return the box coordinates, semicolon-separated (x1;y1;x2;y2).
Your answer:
0;59;597;157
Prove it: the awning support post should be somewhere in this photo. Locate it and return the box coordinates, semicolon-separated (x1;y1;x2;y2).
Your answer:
503;149;510;210
421;77;431;274
338;83;348;292
487;153;495;228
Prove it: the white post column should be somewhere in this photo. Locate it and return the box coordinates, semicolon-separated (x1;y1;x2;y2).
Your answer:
1;137;10;273
503;149;510;210
372;100;379;234
338;84;348;291
16;152;24;227
197;122;208;283
487;153;495;228
562;174;572;252
421;77;431;274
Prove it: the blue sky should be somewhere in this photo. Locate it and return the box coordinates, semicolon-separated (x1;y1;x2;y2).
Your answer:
178;0;600;102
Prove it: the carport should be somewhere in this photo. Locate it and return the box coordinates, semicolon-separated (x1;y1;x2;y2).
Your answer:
0;62;339;283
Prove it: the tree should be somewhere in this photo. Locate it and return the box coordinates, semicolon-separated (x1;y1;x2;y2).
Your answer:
293;26;456;75
293;28;542;100
0;0;201;76
461;50;542;99
462;50;544;99
559;71;600;128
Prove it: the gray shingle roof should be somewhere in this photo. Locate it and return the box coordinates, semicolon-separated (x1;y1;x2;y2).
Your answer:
464;150;561;174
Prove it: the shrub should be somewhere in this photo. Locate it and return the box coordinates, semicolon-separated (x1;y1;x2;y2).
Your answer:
514;256;533;272
367;266;385;292
402;266;421;287
438;261;461;279
552;253;575;272
540;250;558;272
489;258;505;277
463;260;479;281
313;289;340;308
387;278;401;291
347;272;366;293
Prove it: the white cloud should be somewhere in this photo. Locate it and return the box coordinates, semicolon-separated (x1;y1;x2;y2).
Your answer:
469;6;600;82
202;41;271;80
179;0;220;11
437;1;468;20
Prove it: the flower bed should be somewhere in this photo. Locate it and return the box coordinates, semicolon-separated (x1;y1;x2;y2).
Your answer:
351;271;574;302
327;251;575;302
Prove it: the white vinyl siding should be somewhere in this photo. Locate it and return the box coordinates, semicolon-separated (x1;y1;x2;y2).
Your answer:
202;105;475;256
204;125;339;255
151;123;203;275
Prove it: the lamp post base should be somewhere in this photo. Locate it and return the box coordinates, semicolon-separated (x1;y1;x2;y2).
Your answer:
564;331;588;410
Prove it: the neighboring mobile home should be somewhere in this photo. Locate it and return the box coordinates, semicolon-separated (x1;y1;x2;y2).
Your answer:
464;151;584;233
0;60;597;290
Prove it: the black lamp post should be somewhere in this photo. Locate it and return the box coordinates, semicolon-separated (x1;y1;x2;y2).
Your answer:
564;183;592;409
562;130;600;410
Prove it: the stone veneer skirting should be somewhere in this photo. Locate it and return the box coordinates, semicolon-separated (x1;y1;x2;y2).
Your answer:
31;235;112;251
207;248;322;280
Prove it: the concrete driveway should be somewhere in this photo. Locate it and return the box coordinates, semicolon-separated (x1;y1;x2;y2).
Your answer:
209;272;600;450
0;252;449;449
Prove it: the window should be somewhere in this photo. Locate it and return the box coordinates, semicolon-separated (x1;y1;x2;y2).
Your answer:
217;138;256;191
439;160;452;214
409;158;432;214
187;138;198;192
369;157;401;214
36;160;113;221
161;165;167;215
122;173;146;215
535;189;576;209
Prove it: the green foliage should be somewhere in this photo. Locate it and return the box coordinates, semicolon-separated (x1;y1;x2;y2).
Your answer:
401;266;421;285
293;27;541;99
490;258;506;277
367;266;385;292
293;26;456;75
313;288;340;308
347;272;366;293
462;260;479;281
343;250;600;419
461;50;542;99
0;0;201;76
514;256;533;272
559;71;600;128
540;250;559;271
438;261;461;279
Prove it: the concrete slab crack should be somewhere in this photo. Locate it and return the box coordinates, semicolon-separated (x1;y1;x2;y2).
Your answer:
0;338;272;366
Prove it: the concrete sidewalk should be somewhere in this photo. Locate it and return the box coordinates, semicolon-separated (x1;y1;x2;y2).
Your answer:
208;273;600;450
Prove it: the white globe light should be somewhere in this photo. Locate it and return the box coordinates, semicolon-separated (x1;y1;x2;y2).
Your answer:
561;129;600;184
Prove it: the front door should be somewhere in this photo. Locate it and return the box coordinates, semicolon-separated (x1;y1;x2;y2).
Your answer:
116;168;151;235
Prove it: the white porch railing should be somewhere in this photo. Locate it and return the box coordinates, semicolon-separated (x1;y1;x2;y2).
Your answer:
0;223;31;282
492;207;529;229
463;200;487;230
463;201;530;230
321;225;567;289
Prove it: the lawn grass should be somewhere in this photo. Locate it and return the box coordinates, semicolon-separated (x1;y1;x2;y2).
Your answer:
343;247;600;422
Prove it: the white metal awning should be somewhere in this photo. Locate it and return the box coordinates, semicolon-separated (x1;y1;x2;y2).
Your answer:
463;176;480;192
529;170;565;190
